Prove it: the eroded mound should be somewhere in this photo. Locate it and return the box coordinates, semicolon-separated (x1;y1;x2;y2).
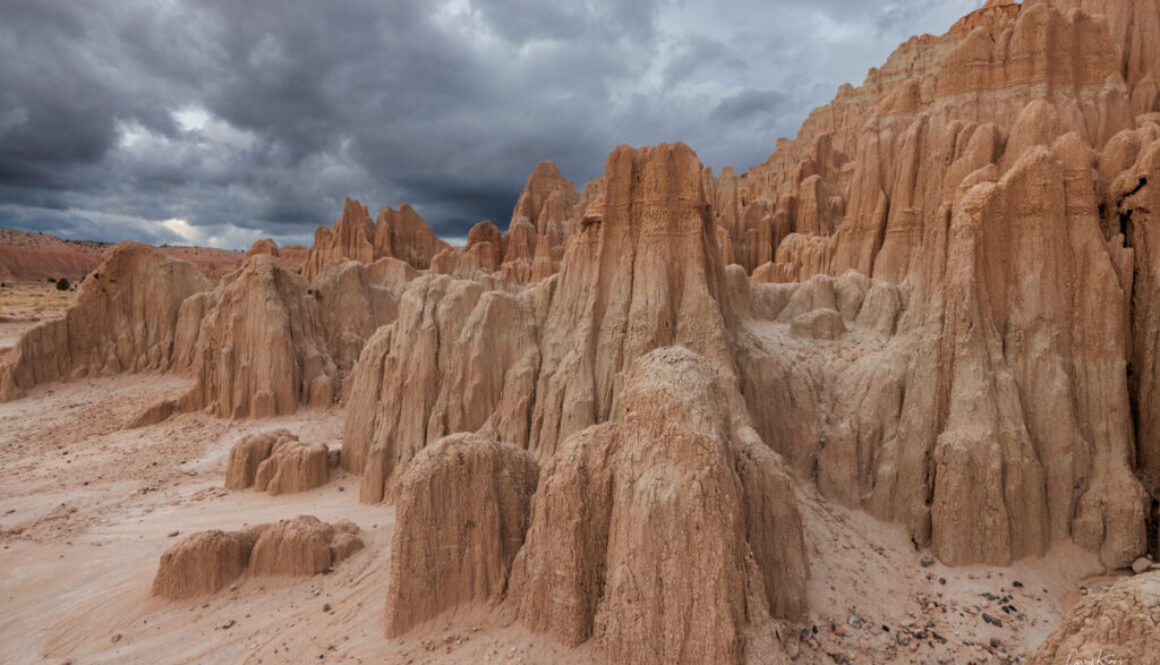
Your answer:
151;527;265;600
1028;572;1160;665
0;242;211;401
225;429;331;494
152;517;362;599
509;347;808;665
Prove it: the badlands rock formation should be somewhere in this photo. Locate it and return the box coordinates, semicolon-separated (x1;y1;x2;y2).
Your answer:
225;429;331;495
385;434;539;637
248;516;363;577
0;242;211;401
509;348;808;664
152;517;363;599
9;1;1160;662
176;253;405;418
151;526;267;599
302;198;449;279
1028;571;1160;665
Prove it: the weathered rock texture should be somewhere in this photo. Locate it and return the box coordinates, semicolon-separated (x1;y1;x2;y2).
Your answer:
704;0;1160;570
253;438;330;495
508;348;809;664
302;198;450;279
352;142;741;501
351;144;810;664
249;516;362;577
225;430;330;495
1028;572;1160;665
225;430;292;490
153;517;363;598
176;254;403;418
0;242;211;401
384;434;539;637
151;527;265;599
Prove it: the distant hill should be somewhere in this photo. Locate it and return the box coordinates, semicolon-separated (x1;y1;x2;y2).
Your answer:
0;228;244;282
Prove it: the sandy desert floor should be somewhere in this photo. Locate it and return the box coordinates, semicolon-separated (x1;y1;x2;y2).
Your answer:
0;368;1128;665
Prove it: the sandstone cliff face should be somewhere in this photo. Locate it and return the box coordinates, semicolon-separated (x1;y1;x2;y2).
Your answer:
0;242;211;401
384;434;539;637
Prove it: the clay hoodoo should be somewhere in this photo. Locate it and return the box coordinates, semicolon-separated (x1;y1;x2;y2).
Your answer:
301;198;450;280
151;527;266;599
351;142;742;501
225;430;295;490
253;437;330;495
0;242;211;401
425;161;585;285
509;348;808;665
384;434;539;637
1027;572;1160;665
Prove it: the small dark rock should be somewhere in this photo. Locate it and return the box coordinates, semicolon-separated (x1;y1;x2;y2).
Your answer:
938;577;946;585
920;555;936;567
990;637;1002;649
1012;580;1023;588
323;603;331;612
222;619;235;630
982;613;1003;628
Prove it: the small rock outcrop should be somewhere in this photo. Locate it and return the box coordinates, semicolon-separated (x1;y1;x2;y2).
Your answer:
224;430;293;490
1028;572;1160;665
151;527;265;599
508;348;809;664
384;434;539;637
0;242;211;401
249;516;362;577
153;517;363;599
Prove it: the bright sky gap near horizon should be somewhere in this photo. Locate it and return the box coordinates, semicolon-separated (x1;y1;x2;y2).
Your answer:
0;0;983;250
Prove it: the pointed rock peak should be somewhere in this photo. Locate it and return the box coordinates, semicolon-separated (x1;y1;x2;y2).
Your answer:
466;220;502;247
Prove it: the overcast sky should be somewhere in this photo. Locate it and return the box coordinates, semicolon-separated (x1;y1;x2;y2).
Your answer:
0;0;983;249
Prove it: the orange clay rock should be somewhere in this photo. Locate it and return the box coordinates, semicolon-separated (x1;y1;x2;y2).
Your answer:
153;518;361;598
224;430;295;490
1028;572;1160;665
253;437;330;495
384;433;539;637
508;347;808;664
151;527;266;599
301;198;449;279
0;242;211;401
175;254;400;418
248;515;362;577
352;142;739;502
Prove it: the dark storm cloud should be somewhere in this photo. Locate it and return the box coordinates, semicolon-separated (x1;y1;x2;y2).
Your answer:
0;0;983;248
